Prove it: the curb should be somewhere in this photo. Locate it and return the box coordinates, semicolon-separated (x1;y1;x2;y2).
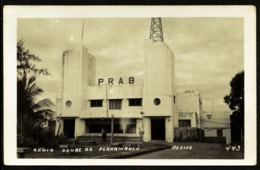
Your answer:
93;145;171;159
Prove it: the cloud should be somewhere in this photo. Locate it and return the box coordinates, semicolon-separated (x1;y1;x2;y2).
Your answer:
17;18;243;112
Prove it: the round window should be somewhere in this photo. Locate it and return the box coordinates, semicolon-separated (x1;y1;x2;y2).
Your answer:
153;98;161;105
66;100;72;107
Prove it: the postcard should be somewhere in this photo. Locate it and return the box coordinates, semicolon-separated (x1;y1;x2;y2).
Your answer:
3;6;256;165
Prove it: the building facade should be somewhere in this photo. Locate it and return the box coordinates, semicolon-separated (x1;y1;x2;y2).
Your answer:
202;111;231;144
174;90;204;142
55;39;231;144
56;39;178;142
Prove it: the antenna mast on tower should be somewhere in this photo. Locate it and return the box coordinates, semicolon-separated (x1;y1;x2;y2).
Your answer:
150;18;164;42
81;22;84;46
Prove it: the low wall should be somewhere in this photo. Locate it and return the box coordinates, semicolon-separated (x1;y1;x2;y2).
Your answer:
78;135;141;143
174;128;204;142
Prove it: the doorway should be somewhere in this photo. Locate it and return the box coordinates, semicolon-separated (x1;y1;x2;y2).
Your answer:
151;118;165;140
63;119;75;138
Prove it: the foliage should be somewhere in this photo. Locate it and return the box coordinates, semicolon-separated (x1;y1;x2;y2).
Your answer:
56;133;68;145
17;40;55;148
32;126;59;149
17;40;51;77
224;71;244;128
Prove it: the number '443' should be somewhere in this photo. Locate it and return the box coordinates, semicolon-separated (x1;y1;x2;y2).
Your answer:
225;145;241;151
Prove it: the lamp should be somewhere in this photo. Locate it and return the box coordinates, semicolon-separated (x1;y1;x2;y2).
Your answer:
207;113;212;119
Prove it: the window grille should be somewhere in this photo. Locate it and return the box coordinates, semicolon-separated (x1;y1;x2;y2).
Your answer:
109;99;122;110
178;120;191;127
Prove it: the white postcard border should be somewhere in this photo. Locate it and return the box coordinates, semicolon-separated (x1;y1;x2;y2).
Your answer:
4;6;256;165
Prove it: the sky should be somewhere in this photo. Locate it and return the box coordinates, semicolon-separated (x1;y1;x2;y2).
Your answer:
17;18;244;112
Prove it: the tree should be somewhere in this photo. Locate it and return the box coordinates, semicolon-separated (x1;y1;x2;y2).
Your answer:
224;71;244;143
17;40;50;77
17;40;55;147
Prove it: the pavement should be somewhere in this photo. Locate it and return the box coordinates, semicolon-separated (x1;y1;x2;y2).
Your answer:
94;142;244;159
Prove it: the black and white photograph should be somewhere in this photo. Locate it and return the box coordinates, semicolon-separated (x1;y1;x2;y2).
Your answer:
4;6;256;165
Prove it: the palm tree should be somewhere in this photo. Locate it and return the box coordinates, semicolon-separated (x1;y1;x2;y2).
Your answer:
17;74;55;145
17;40;54;146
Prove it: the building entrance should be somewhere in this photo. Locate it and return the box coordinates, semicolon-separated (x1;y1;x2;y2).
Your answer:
63;119;75;138
151;118;165;140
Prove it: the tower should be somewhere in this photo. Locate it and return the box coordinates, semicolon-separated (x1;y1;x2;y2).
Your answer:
150;18;164;42
143;18;175;142
60;46;96;138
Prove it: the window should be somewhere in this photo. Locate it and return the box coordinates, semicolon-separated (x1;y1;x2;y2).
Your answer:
86;118;136;134
217;129;223;137
173;96;176;104
89;124;112;133
66;100;72;107
109;99;122;110
129;98;142;106
153;98;161;105
103;124;111;133
86;119;111;133
179;120;191;127
89;124;102;133
114;124;124;133
90;100;103;107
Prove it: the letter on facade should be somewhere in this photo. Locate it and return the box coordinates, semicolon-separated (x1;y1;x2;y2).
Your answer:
98;78;104;85
108;78;114;85
129;77;134;84
119;77;124;84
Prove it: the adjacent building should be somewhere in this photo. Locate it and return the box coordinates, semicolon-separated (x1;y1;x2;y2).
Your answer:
202;111;231;144
174;90;204;142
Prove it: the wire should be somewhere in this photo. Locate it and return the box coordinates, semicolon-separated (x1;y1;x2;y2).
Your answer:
203;120;230;125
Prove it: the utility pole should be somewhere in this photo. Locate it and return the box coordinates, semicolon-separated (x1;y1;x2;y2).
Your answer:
111;114;114;144
212;100;214;113
150;18;164;42
106;83;108;117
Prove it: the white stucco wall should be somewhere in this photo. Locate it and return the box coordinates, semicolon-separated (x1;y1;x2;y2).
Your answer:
176;112;198;128
61;46;95;117
175;90;202;128
143;117;151;142
165;116;174;142
204;128;231;144
142;40;175;142
204;129;217;137
75;118;86;137
142;40;175;117
223;129;231;144
202;111;230;129
78;84;144;118
87;84;143;100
